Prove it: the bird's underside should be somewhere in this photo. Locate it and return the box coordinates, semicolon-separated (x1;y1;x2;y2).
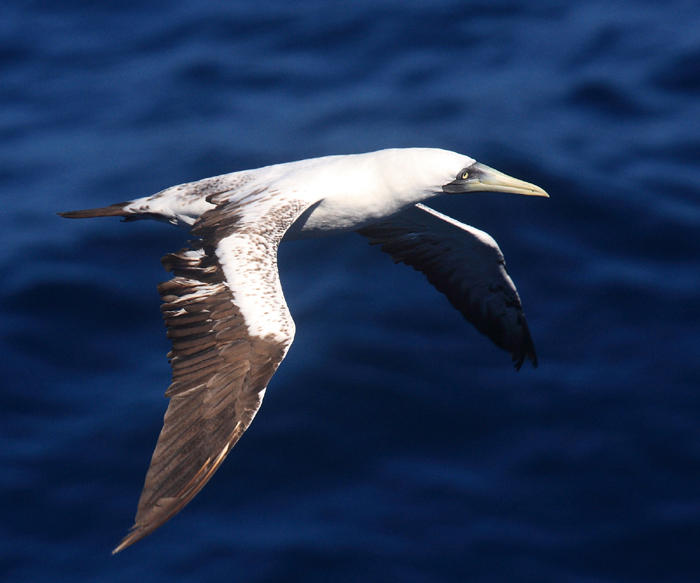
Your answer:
59;148;544;552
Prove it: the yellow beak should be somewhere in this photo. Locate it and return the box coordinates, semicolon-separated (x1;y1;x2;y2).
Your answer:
444;162;549;197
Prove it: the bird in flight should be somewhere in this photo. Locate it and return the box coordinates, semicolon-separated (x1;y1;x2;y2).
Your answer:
60;148;548;553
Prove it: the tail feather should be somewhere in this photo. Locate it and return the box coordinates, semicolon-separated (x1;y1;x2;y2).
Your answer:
58;201;130;219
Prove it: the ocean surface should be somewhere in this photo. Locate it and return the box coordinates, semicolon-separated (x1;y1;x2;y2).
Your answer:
2;1;699;581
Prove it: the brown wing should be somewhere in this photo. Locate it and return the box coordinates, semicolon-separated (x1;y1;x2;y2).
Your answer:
113;198;310;553
358;203;537;369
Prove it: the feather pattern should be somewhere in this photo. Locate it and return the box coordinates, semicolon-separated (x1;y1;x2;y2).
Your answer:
112;195;313;554
57;148;545;552
358;203;537;369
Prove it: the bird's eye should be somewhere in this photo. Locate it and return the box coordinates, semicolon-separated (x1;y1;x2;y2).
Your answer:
460;170;469;180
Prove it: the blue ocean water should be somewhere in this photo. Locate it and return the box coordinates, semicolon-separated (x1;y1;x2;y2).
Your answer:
2;1;700;581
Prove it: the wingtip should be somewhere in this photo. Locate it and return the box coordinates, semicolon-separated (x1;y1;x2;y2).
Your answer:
513;313;538;371
111;528;141;555
513;350;538;371
530;350;539;369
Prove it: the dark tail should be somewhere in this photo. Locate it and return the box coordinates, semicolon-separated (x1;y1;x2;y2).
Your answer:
58;201;130;219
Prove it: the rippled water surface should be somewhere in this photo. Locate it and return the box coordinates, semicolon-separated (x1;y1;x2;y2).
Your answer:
3;1;700;581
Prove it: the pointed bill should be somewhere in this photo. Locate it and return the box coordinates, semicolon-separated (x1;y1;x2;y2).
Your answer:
443;162;549;197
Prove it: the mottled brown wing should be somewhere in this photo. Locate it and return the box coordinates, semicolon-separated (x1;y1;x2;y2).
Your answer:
113;198;310;553
358;203;537;369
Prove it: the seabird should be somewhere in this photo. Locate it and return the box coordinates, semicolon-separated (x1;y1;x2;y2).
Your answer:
60;147;548;553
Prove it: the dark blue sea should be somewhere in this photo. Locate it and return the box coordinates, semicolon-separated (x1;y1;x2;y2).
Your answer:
3;1;700;581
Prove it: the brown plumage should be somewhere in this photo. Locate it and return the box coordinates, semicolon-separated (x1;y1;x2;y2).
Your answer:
111;243;274;553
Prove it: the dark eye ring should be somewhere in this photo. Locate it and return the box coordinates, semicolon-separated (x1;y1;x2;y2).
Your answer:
460;170;469;180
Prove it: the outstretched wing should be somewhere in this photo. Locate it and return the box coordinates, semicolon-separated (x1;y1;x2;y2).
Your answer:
113;195;313;553
357;203;537;369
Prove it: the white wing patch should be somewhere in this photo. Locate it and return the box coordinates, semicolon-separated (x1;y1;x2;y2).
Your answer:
216;232;294;343
212;195;313;343
415;203;502;250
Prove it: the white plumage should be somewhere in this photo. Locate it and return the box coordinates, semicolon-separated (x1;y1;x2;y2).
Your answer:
60;147;548;552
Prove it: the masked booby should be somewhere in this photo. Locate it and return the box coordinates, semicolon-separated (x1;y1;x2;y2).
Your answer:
59;147;548;552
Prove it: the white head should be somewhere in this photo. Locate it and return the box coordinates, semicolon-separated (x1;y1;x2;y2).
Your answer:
373;148;548;199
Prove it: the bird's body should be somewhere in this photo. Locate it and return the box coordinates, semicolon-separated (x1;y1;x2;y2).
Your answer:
60;147;547;553
127;149;474;234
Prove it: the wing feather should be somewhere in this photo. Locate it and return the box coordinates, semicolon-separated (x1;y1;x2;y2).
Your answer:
113;196;313;553
358;203;537;369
